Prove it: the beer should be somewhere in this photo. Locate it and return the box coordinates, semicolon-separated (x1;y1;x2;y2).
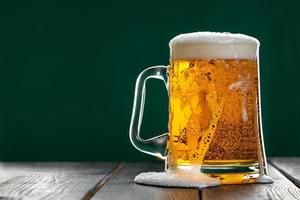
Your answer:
168;59;259;169
166;32;262;173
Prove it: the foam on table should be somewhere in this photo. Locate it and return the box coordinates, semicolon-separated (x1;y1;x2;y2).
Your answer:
135;166;221;188
135;171;221;188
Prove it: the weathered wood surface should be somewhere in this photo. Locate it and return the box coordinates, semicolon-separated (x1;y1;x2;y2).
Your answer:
0;162;117;200
269;157;300;188
0;159;299;200
91;162;199;200
202;163;300;200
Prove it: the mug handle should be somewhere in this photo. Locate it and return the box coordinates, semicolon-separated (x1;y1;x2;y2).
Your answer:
129;66;169;159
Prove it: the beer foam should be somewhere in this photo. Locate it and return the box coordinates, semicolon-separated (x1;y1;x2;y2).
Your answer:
169;32;260;60
135;171;273;188
135;171;221;188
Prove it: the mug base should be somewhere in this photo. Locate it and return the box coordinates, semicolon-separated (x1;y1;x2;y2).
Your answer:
168;160;272;184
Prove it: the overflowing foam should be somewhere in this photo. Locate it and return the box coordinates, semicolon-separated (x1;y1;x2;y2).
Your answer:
169;32;260;60
135;171;221;188
135;171;273;188
134;164;273;188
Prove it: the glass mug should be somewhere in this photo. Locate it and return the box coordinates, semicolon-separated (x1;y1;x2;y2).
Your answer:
129;32;270;184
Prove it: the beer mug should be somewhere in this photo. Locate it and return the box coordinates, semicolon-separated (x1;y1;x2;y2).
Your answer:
129;32;270;184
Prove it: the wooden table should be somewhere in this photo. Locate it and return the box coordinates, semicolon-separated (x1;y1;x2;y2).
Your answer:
0;158;299;200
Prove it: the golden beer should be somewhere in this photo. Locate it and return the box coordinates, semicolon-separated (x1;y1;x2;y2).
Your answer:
168;59;259;170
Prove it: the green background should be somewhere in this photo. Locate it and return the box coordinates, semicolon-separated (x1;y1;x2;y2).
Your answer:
0;0;299;161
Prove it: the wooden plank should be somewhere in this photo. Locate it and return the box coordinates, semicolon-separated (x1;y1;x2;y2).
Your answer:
0;162;118;200
202;162;300;200
269;157;300;188
92;162;200;200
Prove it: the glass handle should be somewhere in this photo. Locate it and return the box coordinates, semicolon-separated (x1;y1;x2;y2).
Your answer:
129;66;169;159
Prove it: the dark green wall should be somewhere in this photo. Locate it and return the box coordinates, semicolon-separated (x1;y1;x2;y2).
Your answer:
0;0;299;161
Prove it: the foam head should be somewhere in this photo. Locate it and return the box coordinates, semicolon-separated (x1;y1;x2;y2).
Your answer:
169;32;260;60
